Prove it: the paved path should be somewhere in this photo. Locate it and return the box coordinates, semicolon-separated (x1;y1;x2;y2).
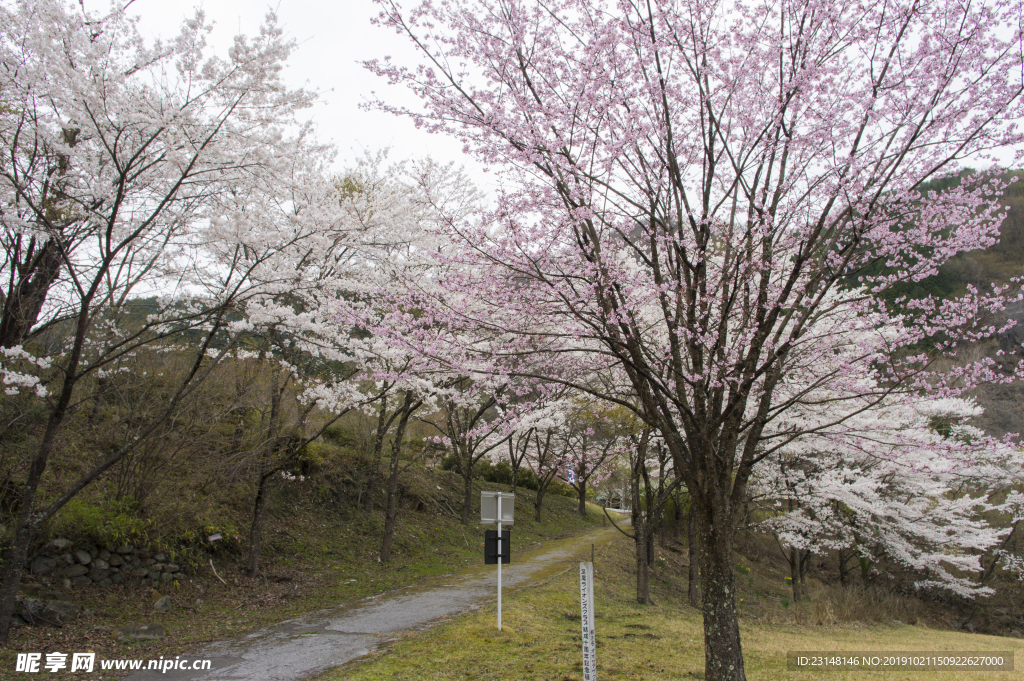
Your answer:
126;523;621;681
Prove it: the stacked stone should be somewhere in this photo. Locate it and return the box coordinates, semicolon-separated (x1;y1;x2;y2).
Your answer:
29;539;182;588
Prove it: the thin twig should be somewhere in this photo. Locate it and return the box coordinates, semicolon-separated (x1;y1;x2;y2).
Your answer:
209;559;227;585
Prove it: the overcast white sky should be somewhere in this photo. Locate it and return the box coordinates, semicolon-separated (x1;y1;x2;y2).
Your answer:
105;0;1016;179
120;0;478;175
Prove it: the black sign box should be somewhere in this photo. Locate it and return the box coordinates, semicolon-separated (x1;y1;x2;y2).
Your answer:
484;529;511;565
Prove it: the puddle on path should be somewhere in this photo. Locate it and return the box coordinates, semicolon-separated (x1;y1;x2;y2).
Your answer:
125;522;624;681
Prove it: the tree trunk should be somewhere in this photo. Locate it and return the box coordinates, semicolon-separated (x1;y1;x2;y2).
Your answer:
635;528;651;605
687;501;700;608
247;370;283;578
799;550;810;599
641;455;655;567
88;376;108;423
364;392;390;512
626;446;651;606
230;418;245;457
577;481;587;517
534;479;549;522
632;462;651;604
0;325;81;644
696;499;746;681
380;394;416;562
789;547;802;602
0;463;49;643
460;464;473;525
508;438;519;497
246;472;273;577
674;488;682;541
646;526;656;567
0;237;62;349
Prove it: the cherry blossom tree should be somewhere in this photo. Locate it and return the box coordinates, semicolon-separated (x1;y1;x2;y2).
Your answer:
562;400;627;516
755;393;1022;600
366;0;1024;676
525;421;572;522
504;425;534;495
328;153;484;550
0;0;335;643
490;391;576;516
343;332;438;561
422;378;512;523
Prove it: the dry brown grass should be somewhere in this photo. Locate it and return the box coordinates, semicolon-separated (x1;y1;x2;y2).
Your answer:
755;582;926;627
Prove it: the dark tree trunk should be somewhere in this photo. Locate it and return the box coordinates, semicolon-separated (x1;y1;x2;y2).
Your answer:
631;459;651;604
799;550;810;598
534;472;555;522
640;453;655;567
534;486;545;522
0;292;89;644
789;547;803;602
0;415;60;644
0;237;63;349
246;471;273;577
460;463;473;525
687;501;700;608
646;527;656;567
673;488;682;541
364;391;390;513
635;530;651;604
380;395;416;562
508;437;521;497
230;419;245;457
247;370;283;578
577;481;588;517
88;376;108;423
696;497;745;681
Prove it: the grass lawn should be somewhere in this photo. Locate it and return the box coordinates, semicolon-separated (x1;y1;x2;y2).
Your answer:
323;530;1024;681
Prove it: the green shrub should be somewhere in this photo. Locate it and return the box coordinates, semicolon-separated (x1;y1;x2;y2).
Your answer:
50;496;150;545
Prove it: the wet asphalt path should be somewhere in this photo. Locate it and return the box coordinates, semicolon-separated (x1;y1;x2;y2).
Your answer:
125;523;621;681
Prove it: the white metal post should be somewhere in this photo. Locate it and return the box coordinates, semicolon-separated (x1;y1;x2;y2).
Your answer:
493;491;497;630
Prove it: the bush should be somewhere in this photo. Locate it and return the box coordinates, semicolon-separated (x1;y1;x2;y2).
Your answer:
49;496;150;546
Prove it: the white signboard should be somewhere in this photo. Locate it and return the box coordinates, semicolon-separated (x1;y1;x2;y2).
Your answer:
579;562;597;681
480;491;515;525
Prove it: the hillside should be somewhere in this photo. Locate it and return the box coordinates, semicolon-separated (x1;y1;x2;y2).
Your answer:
0;462;599;680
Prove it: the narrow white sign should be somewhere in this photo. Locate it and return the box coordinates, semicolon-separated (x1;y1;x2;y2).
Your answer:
579;561;597;681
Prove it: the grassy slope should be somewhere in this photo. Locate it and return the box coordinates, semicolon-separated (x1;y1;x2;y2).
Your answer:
0;468;598;680
325;531;1024;681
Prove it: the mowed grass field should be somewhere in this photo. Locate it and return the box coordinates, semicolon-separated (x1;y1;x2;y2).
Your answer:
323;530;1024;680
